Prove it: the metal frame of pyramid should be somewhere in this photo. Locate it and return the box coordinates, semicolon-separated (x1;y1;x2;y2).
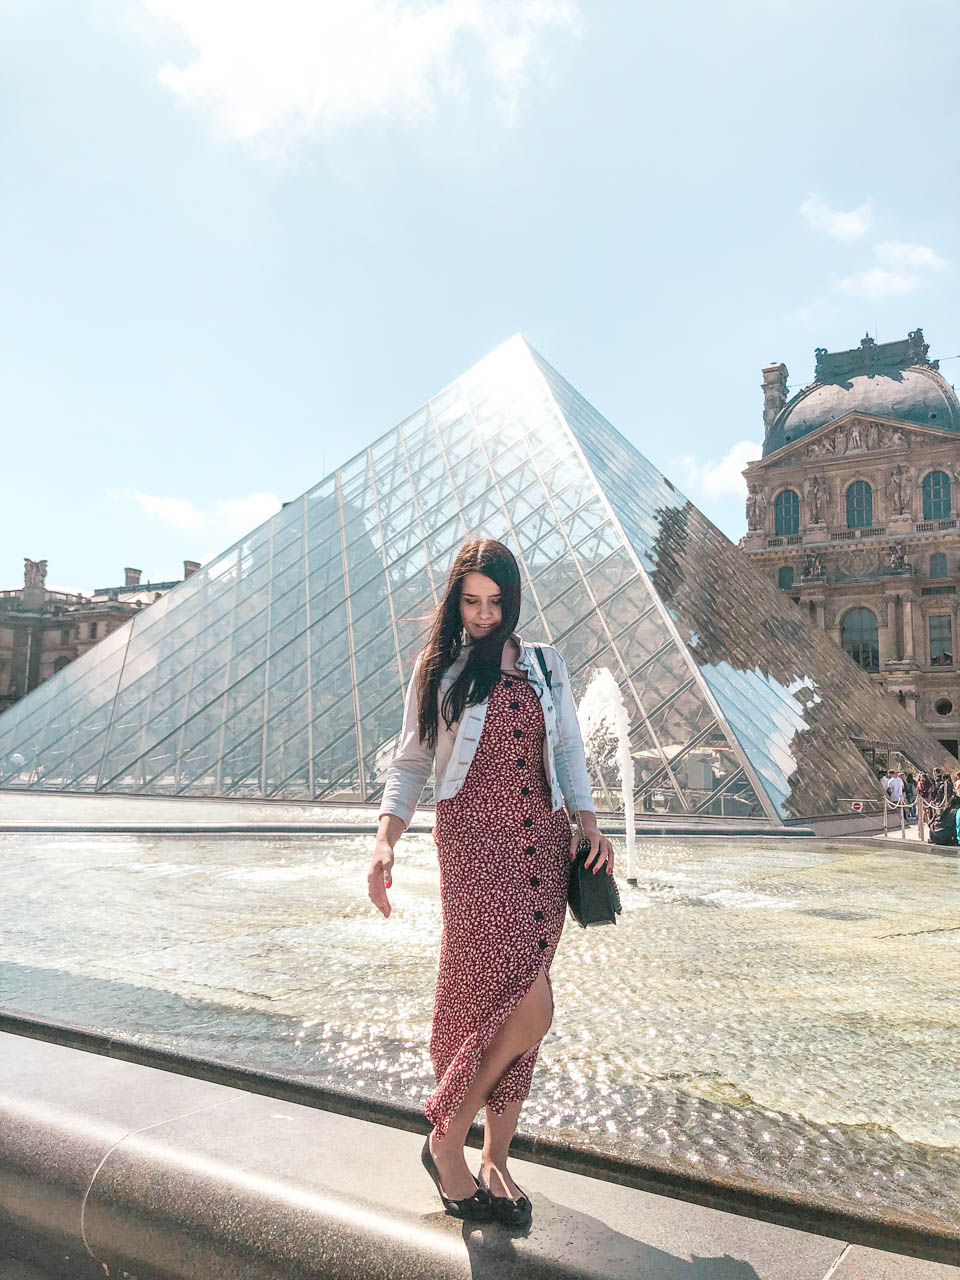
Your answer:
0;336;953;819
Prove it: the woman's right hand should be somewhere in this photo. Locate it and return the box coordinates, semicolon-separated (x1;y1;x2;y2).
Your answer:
367;840;394;918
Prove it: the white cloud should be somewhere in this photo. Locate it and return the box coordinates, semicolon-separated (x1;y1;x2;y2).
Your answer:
216;491;285;534
141;0;578;144
120;489;283;544
133;492;207;530
838;241;949;300
801;194;871;241
676;440;761;500
874;241;949;273
837;268;921;300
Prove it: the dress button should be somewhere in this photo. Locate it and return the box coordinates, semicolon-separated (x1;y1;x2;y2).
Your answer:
523;817;533;828
525;845;535;856
537;938;547;950
534;910;543;920
530;876;540;887
516;757;526;768
510;701;520;710
521;786;529;795
513;729;522;739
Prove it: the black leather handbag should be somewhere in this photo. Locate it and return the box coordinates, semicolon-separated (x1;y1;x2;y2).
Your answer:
533;647;622;929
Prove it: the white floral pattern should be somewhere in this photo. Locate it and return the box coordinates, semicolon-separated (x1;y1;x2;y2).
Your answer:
425;672;571;1137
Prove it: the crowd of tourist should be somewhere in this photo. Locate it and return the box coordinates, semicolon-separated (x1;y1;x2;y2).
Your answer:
881;766;960;845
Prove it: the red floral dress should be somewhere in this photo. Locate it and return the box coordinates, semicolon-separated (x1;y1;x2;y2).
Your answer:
425;670;572;1138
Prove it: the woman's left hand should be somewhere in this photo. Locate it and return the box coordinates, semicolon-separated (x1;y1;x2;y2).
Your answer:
569;816;615;875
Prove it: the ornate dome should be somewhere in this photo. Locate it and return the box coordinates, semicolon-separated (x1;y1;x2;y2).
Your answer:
763;331;960;456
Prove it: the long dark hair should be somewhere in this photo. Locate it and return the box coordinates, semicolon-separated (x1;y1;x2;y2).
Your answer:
416;538;522;749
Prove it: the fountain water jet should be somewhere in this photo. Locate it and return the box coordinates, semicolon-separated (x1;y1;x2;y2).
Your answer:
577;668;637;882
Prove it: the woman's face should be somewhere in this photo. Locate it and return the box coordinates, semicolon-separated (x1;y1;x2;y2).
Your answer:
459;571;503;640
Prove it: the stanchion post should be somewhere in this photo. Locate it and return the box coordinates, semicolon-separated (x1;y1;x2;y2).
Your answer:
883;795;889;836
900;801;906;840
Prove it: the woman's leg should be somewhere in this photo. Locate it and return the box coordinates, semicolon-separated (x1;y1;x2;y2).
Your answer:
481;1100;524;1198
430;968;552;1199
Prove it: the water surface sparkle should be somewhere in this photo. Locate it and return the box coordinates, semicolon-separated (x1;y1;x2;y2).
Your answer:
1;829;958;1231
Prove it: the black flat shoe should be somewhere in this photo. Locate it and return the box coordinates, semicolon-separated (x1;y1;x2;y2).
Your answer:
480;1171;533;1228
421;1136;493;1220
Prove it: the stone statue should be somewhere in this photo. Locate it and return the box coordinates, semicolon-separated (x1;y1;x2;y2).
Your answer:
23;559;47;589
848;422;863;451
886;465;912;515
800;554;824;580
746;485;768;530
866;421;880;451
805;473;828;524
888;543;907;571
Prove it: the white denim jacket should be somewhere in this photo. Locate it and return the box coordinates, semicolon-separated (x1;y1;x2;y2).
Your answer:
378;634;595;829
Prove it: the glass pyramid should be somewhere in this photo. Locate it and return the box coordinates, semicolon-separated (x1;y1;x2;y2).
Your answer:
0;336;951;820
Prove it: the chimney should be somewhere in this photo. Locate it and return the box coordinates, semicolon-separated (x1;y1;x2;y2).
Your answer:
183;560;200;579
124;567;142;587
761;363;788;436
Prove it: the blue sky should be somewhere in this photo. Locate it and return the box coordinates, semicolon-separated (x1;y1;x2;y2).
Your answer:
2;0;958;592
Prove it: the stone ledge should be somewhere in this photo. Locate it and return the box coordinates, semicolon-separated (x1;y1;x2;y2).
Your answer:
1;1027;959;1278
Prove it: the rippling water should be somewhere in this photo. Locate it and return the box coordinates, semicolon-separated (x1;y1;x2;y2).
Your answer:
1;829;958;1231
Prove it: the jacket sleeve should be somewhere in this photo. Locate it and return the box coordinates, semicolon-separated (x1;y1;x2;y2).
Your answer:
377;655;435;829
549;647;596;817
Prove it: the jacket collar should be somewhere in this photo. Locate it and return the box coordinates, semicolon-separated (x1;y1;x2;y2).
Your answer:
442;631;546;691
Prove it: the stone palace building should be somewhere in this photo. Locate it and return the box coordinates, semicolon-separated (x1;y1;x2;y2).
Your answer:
742;329;960;758
0;559;198;714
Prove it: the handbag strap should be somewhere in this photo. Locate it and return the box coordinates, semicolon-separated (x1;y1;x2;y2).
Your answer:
536;645;621;914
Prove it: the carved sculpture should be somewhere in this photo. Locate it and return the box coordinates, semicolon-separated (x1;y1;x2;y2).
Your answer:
746;485;768;530
886;465;912;516
801;554;825;580
888;543;908;571
805;473;828;524
23;558;47;589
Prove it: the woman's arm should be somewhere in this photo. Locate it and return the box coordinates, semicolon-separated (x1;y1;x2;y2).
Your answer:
551;648;614;874
377;655;435;829
550;648;596;818
369;656;436;917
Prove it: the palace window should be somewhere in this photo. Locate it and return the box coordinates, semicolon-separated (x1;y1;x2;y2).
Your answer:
777;565;794;590
841;607;879;672
89;622;98;640
922;471;951;520
845;480;873;529
930;614;953;667
60;629;70;645
930;553;948;579
773;489;800;536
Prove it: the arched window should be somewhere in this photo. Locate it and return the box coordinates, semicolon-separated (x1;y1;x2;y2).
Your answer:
841;607;879;672
846;480;873;529
777;565;794;590
930;553;948;579
774;489;800;535
922;471;951;520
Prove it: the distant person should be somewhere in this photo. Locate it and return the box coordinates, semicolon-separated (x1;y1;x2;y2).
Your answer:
904;772;917;822
886;771;905;807
916;772;932;831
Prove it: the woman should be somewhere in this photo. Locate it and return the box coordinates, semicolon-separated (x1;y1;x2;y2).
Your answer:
367;538;613;1227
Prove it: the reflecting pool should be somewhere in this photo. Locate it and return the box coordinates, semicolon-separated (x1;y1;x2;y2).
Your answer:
1;827;958;1234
